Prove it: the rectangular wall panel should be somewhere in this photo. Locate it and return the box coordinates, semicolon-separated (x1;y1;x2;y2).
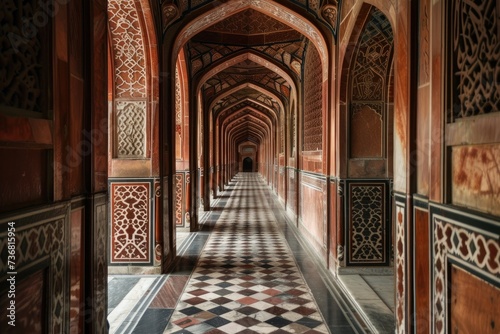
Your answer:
328;178;340;270
345;180;391;265
109;179;154;264
0;204;69;333
299;172;327;255
175;172;185;227
0;148;50;212
286;168;297;218
70;204;84;334
413;198;430;334
451;144;500;216
430;203;500;334
450;265;500;333
394;195;406;334
115;101;147;158
89;193;108;332
0;269;47;333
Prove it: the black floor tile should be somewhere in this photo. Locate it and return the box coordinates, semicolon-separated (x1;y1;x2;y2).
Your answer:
132;308;173;334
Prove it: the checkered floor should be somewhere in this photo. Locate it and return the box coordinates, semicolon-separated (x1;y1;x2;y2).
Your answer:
165;174;330;333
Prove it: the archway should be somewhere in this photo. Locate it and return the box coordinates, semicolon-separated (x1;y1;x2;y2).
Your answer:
243;157;253;172
336;3;397;332
107;0;161;273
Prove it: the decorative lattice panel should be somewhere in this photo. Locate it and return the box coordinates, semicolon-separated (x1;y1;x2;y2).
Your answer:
175;67;182;125
175;173;184;226
303;42;323;151
349;8;393;159
110;182;151;263
449;0;499;121
1;0;47;112
395;199;406;334
419;0;430;85
351;8;393;101
290;104;296;155
280;112;284;153
92;195;108;332
108;0;146;98
346;181;390;265
116;101;146;158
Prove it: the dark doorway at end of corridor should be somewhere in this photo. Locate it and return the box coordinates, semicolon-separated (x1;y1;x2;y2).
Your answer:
243;157;253;172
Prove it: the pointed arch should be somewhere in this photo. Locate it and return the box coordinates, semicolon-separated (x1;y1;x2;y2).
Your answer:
196;51;298;96
173;0;329;80
208;82;285;115
107;0;162;267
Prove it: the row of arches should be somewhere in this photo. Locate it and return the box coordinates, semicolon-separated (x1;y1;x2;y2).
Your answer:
106;0;409;332
2;0;498;333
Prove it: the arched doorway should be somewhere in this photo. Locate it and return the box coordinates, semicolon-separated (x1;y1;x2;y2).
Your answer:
243;157;253;172
107;0;162;273
336;3;397;332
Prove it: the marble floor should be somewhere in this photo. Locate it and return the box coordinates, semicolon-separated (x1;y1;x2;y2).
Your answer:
108;173;393;333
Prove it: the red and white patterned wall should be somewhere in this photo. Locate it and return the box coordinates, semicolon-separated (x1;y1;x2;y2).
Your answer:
110;180;153;264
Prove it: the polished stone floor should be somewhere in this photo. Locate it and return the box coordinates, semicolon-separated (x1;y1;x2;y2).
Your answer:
108;173;393;333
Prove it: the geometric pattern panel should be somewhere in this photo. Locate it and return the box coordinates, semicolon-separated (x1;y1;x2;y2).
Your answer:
92;194;109;332
418;0;430;85
351;8;393;102
0;0;45;112
346;181;389;265
108;0;146;98
116;101;146;158
280;112;284;153
175;173;185;226
188;40;305;79
252;42;306;75
110;181;152;263
349;8;392;161
303;41;323;151
201;64;291;101
432;205;500;334
449;0;499;121
0;205;68;333
395;198;406;334
205;9;294;35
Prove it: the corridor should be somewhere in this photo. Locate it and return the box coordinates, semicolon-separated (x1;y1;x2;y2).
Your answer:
108;174;365;334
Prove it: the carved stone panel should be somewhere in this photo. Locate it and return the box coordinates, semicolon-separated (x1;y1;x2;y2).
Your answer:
108;0;147;98
0;0;49;113
346;181;390;265
110;181;152;264
351;9;393;102
175;173;185;226
91;194;108;332
115;101;146;158
418;0;430;85
303;42;323;152
395;198;406;334
448;0;500;121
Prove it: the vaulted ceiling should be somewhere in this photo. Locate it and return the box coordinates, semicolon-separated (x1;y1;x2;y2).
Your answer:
183;7;311;150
